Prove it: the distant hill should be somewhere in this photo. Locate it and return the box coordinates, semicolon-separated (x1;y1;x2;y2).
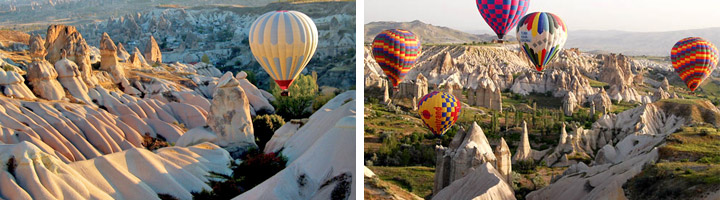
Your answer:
365;20;506;44
567;27;720;56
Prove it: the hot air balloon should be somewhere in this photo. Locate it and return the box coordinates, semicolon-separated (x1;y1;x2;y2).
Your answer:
417;91;462;137
476;0;530;40
371;29;421;90
671;37;719;92
249;10;318;96
516;12;567;72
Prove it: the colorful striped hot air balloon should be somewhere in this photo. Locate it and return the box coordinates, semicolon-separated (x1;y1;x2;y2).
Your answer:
249;10;318;96
371;29;421;89
476;0;530;40
417;91;462;137
516;12;567;72
671;37;719;92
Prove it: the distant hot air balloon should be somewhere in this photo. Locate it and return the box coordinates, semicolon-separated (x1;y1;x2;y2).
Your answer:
249;10;318;96
417;91;462;137
671;37;719;92
372;29;421;89
516;12;567;72
476;0;530;40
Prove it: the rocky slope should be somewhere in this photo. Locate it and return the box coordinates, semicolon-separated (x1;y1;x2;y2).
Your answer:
527;99;719;199
76;1;356;89
0;22;354;200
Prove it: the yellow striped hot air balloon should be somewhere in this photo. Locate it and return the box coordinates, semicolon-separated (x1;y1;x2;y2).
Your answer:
418;91;462;137
249;10;318;96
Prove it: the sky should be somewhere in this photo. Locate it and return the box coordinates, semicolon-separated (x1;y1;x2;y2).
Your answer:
365;0;720;33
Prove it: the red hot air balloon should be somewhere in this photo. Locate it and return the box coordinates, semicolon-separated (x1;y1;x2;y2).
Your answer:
671;37;719;92
476;0;531;40
371;29;421;90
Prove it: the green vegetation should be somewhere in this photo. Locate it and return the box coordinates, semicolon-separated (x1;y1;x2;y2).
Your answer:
368;166;436;198
193;148;288;199
201;54;210;64
271;73;318;120
625;125;720;199
252;114;285;150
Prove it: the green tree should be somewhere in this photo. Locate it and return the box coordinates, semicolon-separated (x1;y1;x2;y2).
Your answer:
201;54;210;64
270;73;319;120
252;114;285;150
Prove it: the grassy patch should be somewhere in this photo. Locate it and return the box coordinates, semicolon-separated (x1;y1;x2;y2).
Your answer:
626;125;720;199
368;166;435;198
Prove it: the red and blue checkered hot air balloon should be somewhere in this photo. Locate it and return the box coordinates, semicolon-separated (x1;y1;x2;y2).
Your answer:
476;0;530;40
371;29;421;89
671;37;719;92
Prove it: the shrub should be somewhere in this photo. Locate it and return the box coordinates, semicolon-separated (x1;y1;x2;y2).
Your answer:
253;114;285;150
233;148;288;189
312;93;337;111
201;54;210;64
142;135;169;151
245;70;257;86
270;74;319;119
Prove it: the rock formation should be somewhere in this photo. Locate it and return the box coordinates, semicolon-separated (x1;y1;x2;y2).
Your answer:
116;42;130;62
434;122;504;195
237;91;356;199
44;25;97;87
590;88;612;114
55;51;93;104
598;54;644;102
510;66;593;103
512;121;533;163
468;78;502;112
494;137;512;183
562;92;577;116
660;77;670;91
395;73;428;100
432;163;516;200
236;71;274;115
0;142;231;200
207;72;256;157
99;32;125;83
144;35;162;64
27;34;65;100
0;70;35;99
653;87;670;102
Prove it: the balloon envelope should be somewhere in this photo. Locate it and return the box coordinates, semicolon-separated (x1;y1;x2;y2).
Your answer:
516;12;567;71
417;91;462;136
371;29;421;88
671;37;719;92
476;0;530;39
249;10;318;91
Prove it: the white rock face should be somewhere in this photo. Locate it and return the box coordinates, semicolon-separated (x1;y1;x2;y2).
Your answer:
27;59;66;100
207;72;256;156
233;97;355;199
468;77;502;111
563;92;577;116
236;71;275;115
512;121;533;163
55;57;93;104
0;70;36;99
434;122;499;195
0;141;231;200
432;163;516;200
264;91;355;163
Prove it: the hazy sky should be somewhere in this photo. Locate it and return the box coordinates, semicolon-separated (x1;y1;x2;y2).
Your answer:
365;0;720;33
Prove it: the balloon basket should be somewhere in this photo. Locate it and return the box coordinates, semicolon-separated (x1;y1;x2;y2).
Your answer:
281;90;289;97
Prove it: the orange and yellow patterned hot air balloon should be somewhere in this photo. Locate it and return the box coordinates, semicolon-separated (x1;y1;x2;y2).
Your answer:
671;37;719;92
372;29;421;89
417;91;462;136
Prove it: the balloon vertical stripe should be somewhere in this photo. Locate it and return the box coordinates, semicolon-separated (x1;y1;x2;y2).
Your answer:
517;12;567;72
249;10;318;90
371;29;421;88
671;37;719;92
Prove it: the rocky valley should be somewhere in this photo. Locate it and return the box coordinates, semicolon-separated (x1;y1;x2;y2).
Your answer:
0;1;357;199
364;40;720;199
